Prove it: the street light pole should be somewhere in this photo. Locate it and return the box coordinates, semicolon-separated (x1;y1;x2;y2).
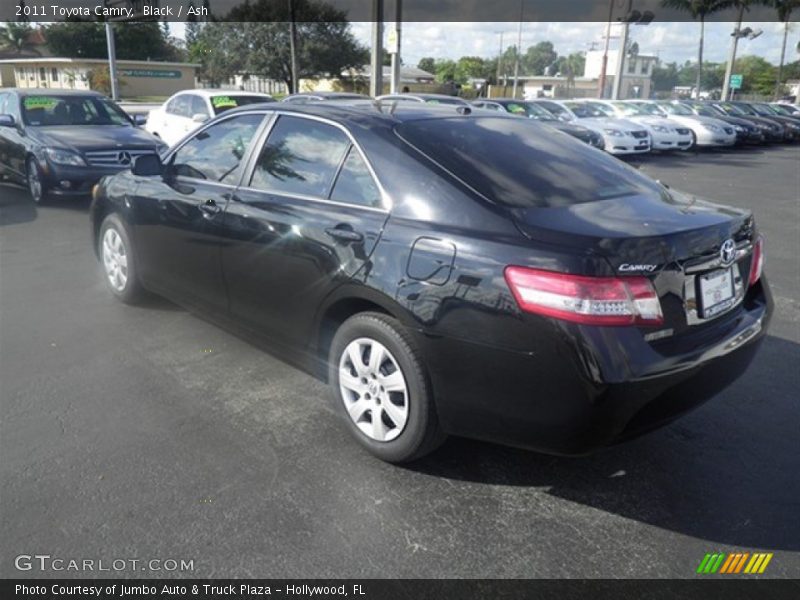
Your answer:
722;6;746;101
611;19;629;100
288;0;299;94
511;0;524;98
105;22;119;101
389;0;402;94
370;0;384;97
598;0;615;98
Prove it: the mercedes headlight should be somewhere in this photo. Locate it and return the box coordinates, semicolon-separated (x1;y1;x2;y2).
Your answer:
44;148;87;167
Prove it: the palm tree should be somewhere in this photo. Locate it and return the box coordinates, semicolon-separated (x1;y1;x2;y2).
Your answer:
661;0;731;98
772;1;800;99
0;23;40;55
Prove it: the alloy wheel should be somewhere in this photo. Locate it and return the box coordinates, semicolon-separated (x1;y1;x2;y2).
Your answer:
338;337;409;442
27;161;42;203
102;228;128;292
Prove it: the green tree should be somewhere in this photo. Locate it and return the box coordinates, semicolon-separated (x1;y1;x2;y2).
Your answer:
660;0;731;97
0;23;40;55
677;61;726;90
44;22;183;61
652;62;680;92
417;57;435;74
454;56;487;84
522;41;558;76
191;22;246;86
733;55;777;94
433;59;457;83
222;0;367;91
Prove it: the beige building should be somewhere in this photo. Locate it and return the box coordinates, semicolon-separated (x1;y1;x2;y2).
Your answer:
584;49;658;99
0;57;199;98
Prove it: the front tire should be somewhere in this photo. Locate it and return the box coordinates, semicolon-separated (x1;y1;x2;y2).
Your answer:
26;157;48;204
99;213;144;304
329;312;446;463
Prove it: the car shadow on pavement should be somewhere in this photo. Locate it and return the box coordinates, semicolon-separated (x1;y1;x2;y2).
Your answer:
408;333;799;552
0;184;37;226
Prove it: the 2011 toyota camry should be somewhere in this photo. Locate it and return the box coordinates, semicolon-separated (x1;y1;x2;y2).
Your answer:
90;102;772;463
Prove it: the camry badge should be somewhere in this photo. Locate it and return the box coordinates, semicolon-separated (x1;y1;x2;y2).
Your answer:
720;239;737;266
619;263;657;273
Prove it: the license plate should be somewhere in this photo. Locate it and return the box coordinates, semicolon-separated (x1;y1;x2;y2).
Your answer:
699;268;735;318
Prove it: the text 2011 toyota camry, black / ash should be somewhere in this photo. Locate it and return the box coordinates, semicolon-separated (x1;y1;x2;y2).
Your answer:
89;102;772;463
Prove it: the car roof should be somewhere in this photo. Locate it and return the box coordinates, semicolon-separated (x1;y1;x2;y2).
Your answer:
284;92;368;100
221;99;499;126
12;89;104;97
380;93;467;102
180;90;273;98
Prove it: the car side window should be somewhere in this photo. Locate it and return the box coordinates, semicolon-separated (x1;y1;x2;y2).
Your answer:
330;146;381;208
166;95;190;117
170;113;264;184
0;93;7;114
248;115;350;198
190;95;209;118
5;94;21;121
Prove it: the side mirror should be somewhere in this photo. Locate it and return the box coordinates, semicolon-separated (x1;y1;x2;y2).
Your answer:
0;114;16;127
132;114;147;127
132;153;163;177
192;113;209;123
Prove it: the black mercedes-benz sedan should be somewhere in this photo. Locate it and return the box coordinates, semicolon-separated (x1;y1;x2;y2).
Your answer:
0;89;165;203
90;102;772;463
471;98;606;149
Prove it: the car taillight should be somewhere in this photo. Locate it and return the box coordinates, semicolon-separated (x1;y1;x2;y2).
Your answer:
749;236;764;287
504;266;663;326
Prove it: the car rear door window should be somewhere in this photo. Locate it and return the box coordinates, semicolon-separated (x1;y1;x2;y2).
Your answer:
166;95;191;117
248;115;350;198
190;95;209;119
330;146;382;208
170;113;264;183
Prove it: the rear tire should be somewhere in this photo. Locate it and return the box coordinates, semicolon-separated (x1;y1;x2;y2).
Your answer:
98;213;144;304
329;312;446;463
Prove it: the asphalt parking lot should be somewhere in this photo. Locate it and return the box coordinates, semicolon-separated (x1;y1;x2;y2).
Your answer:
1;144;798;579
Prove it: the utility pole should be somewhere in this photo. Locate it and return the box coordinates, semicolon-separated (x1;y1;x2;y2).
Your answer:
389;0;402;94
511;0;524;98
105;23;119;101
775;20;789;100
722;6;745;101
611;19;629;100
598;0;615;98
495;31;505;98
288;0;299;94
370;0;384;97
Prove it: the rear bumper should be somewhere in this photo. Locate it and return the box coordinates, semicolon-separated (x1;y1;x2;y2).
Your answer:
419;280;772;456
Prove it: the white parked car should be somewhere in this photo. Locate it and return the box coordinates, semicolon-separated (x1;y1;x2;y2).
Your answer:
628;101;736;148
530;99;651;155
581;100;694;151
145;90;274;147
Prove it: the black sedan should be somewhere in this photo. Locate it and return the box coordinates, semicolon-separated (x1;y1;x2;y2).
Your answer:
0;89;165;203
472;98;605;149
678;101;765;144
711;101;787;142
90;102;772;462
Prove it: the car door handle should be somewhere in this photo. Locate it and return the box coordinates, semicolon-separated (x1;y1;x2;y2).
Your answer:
198;199;221;217
325;227;363;243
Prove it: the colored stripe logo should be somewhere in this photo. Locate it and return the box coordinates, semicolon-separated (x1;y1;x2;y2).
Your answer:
697;552;773;574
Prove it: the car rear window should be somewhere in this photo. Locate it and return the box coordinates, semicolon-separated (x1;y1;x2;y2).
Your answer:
211;95;274;115
395;117;661;209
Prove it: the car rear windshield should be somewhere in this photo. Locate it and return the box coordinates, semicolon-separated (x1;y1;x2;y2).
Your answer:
21;95;131;127
395;117;661;209
211;95;274;115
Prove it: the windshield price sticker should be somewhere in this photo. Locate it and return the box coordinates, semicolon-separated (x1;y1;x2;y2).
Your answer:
212;96;239;109
23;97;58;110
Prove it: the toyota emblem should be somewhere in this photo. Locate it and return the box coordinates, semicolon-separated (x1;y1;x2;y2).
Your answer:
720;239;736;266
117;151;132;165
